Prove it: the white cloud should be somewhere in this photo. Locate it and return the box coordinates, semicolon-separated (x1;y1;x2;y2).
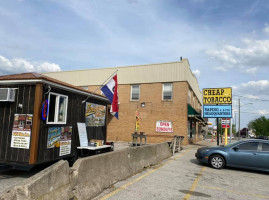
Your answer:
0;55;61;75
245;67;257;75
207;38;269;70
257;109;269;115
233;80;269;96
192;69;200;77
263;24;269;34
214;66;227;71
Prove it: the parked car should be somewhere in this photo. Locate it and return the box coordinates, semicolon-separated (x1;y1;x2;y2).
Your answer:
256;136;268;140
195;139;269;172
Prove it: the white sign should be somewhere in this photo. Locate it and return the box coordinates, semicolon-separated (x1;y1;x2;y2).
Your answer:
156;121;173;133
59;140;71;156
221;118;230;124
11;130;31;149
77;123;88;147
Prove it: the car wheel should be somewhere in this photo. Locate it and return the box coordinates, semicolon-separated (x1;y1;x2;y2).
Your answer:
209;155;225;169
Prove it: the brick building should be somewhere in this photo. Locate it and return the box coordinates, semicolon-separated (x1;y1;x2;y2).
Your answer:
43;59;206;145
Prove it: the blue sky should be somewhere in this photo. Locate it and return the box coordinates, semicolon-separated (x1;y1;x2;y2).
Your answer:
0;0;269;129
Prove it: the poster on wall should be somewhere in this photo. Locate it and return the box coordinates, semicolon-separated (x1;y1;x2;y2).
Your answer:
47;127;61;148
59;126;72;156
11;114;33;149
156;121;173;133
85;102;106;127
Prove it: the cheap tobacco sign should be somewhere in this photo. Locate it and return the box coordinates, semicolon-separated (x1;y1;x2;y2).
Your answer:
203;88;232;105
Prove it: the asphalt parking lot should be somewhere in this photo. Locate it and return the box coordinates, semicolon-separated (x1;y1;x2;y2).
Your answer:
94;139;269;200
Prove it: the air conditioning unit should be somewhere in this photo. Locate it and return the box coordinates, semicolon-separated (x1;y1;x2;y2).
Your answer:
0;88;16;102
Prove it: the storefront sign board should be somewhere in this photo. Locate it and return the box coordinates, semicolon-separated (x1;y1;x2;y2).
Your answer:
203;105;232;118
203;88;232;105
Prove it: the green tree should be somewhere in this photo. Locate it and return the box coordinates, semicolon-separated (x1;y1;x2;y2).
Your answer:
248;116;269;136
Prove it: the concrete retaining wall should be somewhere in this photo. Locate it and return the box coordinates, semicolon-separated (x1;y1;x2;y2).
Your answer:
0;160;71;200
0;142;172;200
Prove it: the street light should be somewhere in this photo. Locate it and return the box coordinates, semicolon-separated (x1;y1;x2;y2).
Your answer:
238;99;253;140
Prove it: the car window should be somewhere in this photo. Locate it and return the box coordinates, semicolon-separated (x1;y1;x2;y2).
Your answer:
261;143;269;151
237;142;259;151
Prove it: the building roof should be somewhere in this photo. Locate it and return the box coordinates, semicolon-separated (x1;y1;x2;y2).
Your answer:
43;59;202;102
0;72;109;102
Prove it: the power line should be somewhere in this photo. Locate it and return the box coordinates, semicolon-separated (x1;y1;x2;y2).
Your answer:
233;95;269;102
239;111;269;115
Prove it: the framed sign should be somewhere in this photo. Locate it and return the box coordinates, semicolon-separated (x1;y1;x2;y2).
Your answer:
77;123;88;147
203;105;232;118
203;88;232;105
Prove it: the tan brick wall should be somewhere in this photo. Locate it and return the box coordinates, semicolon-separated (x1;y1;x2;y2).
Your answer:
93;82;190;144
88;82;203;145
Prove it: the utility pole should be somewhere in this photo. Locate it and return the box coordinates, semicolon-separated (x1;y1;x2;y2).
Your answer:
230;117;232;144
217;118;219;145
238;99;240;140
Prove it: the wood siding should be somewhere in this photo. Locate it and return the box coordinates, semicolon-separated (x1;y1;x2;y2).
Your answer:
36;87;107;164
0;84;108;165
0;85;35;163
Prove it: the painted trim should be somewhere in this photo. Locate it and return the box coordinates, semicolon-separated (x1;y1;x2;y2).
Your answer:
29;83;43;164
0;79;108;102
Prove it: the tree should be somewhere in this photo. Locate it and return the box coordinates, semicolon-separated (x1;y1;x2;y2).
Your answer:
248;116;269;136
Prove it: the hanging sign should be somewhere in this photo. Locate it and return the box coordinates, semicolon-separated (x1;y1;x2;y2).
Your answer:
41;100;49;121
203;88;232;105
85;103;106;126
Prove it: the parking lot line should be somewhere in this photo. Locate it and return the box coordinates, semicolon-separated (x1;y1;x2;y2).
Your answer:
100;148;192;200
183;167;207;200
200;185;269;199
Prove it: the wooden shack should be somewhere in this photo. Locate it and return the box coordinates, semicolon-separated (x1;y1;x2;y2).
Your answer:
0;72;110;170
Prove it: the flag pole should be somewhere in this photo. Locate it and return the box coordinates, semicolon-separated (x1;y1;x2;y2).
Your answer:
82;69;118;104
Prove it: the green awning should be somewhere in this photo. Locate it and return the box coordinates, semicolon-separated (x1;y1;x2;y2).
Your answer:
188;104;200;116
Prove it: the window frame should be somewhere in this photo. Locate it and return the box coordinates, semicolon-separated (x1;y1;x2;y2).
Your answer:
233;142;259;151
261;142;269;152
46;92;68;124
162;83;173;101
130;85;140;101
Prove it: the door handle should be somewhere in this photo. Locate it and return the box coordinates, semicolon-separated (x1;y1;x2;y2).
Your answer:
253;153;257;155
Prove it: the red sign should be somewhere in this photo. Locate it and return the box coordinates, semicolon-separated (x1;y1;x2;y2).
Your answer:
222;124;230;128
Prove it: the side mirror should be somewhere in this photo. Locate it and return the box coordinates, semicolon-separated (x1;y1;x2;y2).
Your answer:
233;147;239;151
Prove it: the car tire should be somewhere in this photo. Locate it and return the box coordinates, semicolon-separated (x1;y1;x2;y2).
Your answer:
209;155;225;169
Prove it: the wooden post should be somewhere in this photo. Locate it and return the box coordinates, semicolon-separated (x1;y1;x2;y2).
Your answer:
29;83;43;164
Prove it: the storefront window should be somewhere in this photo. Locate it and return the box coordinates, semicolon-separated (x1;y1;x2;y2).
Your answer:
47;92;68;124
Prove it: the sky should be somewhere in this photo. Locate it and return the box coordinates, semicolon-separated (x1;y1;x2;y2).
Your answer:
0;0;269;129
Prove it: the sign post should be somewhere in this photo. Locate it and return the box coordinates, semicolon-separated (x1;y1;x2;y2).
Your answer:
225;120;228;145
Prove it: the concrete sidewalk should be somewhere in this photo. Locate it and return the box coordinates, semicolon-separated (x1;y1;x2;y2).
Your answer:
113;139;222;152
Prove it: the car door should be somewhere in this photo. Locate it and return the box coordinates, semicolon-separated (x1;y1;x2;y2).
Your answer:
228;141;259;168
254;142;269;169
